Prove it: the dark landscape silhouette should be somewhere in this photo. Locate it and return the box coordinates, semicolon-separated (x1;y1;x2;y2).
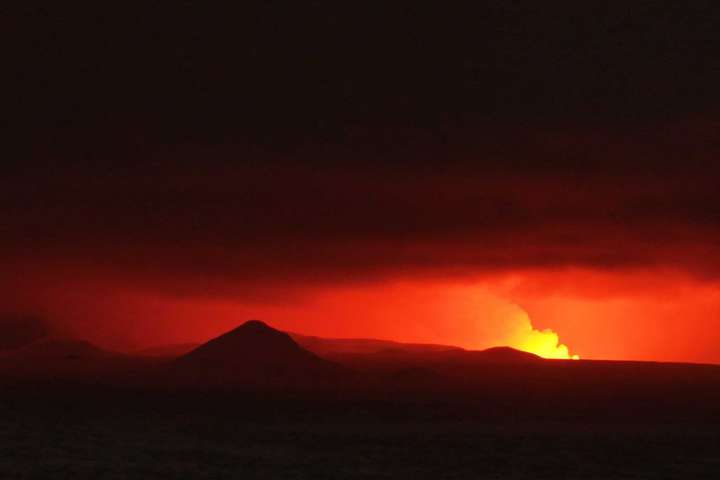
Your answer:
2;319;719;407
2;318;720;478
172;320;346;386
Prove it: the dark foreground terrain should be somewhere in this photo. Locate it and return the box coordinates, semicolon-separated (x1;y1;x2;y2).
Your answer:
2;384;719;479
1;321;719;478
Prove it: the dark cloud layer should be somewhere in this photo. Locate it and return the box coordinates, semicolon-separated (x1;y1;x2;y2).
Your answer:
4;127;719;299
3;2;720;299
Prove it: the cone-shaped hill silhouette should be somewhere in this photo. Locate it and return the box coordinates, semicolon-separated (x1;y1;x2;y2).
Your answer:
174;320;346;386
465;346;542;363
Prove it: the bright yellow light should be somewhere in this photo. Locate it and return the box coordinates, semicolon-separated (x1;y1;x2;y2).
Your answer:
507;310;579;360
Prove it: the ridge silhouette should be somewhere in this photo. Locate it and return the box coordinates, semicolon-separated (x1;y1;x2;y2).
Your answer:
0;315;49;351
465;346;542;363
2;338;114;360
174;320;345;386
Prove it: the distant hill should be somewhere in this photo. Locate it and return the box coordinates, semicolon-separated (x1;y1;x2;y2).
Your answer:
140;333;462;361
0;315;49;351
290;332;462;356
325;344;546;375
135;343;200;358
0;337;134;381
458;346;542;364
289;332;539;366
0;338;117;361
139;328;543;387
174;320;345;386
161;325;543;383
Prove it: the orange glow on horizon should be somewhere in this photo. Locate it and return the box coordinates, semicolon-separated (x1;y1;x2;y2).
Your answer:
514;328;580;359
503;307;579;359
16;267;720;364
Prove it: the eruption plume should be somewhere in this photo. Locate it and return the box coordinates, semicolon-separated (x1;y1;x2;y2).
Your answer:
504;306;579;359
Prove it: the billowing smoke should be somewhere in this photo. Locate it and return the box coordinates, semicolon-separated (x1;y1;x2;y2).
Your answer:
501;305;579;359
445;290;579;359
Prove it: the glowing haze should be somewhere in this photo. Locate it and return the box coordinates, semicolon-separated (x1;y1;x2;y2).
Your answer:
2;137;719;364
5;3;720;366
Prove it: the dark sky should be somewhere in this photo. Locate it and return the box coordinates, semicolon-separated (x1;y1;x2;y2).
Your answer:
7;2;720;155
3;2;720;359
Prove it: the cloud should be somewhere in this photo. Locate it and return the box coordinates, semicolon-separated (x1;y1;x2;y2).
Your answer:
1;123;719;361
3;154;718;299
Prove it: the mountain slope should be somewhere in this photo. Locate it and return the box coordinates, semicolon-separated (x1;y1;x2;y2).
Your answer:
0;338;116;360
290;332;462;356
174;320;345;386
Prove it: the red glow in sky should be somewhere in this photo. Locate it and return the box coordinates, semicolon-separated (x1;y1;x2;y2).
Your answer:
4;3;720;371
11;265;718;364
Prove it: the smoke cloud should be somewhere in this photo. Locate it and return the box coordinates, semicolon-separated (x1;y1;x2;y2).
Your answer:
502;305;579;359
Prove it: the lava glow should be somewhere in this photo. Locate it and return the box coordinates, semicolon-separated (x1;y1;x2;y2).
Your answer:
507;309;579;360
